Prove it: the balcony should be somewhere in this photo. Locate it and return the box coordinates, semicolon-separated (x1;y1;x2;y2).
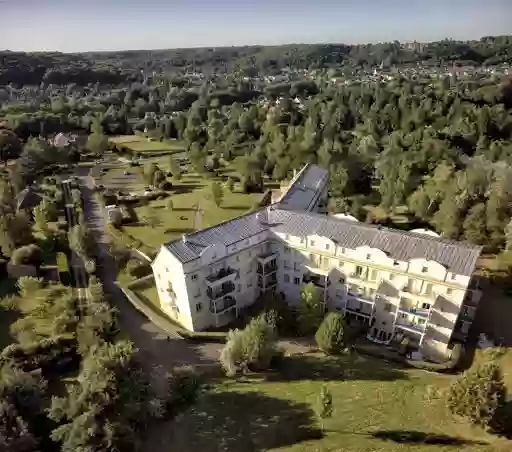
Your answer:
397;304;430;319
347;292;375;305
303;273;330;288
345;305;372;317
206;267;237;286
258;273;277;289
207;281;235;300
257;251;278;265
257;260;278;275
210;296;236;314
395;319;427;335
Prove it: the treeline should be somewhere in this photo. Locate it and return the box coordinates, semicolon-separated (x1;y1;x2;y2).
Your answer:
2;35;511;86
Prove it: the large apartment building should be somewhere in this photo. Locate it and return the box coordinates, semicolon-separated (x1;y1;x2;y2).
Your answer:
152;164;482;362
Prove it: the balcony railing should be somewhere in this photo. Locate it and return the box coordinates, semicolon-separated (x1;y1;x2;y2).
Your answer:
397;305;430;318
347;292;375;304
206;267;237;286
257;260;278;275
395;319;427;335
345;305;372;317
257;251;278;264
304;273;330;288
210;296;236;314
207;281;235;300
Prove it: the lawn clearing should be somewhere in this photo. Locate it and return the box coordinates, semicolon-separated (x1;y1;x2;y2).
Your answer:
162;353;505;452
121;171;265;249
109;135;185;155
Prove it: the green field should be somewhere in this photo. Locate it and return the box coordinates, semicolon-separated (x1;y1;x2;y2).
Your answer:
109;135;186;155
164;351;510;452
121;170;266;249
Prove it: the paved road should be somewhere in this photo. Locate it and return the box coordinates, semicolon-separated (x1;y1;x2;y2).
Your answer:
77;164;221;372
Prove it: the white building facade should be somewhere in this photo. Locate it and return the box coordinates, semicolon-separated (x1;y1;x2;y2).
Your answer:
152;164;482;362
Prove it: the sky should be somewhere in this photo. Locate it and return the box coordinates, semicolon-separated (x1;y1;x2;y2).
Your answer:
1;0;511;53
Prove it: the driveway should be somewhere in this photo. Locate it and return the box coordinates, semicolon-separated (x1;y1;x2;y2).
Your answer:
77;167;222;373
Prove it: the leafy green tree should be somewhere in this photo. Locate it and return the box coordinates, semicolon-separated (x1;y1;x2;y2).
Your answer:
220;316;277;377
210;182;224;208
86;118;109;154
446;362;506;428
316;385;333;432
0;364;44;452
432;194;462;239
11;244;43;266
315;312;346;355
168;157;182;180
68;224;96;260
463;203;487;245
49;341;165;452
225;177;235;193
297;283;325;336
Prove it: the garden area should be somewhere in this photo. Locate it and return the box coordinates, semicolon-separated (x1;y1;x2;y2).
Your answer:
109;134;186;157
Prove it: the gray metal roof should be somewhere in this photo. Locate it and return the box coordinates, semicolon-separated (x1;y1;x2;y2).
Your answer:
164;164;481;276
269;209;482;277
276;164;329;211
166;208;271;263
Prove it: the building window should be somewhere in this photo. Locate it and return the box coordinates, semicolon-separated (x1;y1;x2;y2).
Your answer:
247;282;253;288
294;262;300;272
325;243;330;250
393;260;399;266
389;274;395;281
366;254;371;260
231;245;237;252
284;246;290;254
340;247;346;254
447;288;453;295
310;240;316;247
355;266;363;276
191;274;197;280
339;277;345;284
422;266;428;273
294;277;300;285
235;256;240;262
422;303;431;310
195;303;202;312
165;267;170;272
284;274;290;283
384;303;392;312
338;260;344;267
300;237;305;244
399;312;407;319
237;284;241;292
283;259;290;269
417;318;426;325
451;274;456;280
248;251;252;257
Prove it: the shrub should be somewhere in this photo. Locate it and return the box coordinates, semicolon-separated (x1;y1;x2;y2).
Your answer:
297;283;325;336
158;180;173;191
315;312;346;355
220;316;278;376
126;259;151;279
11;244;44;266
168;368;201;407
446;362;506;428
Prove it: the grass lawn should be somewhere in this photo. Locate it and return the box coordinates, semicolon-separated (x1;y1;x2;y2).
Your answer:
109;135;185;154
164;352;508;452
121;171;265;249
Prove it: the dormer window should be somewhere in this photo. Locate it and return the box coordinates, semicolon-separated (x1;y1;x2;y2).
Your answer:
393;260;399;266
325;244;330;250
366;254;371;260
422;266;428;273
310;240;316;247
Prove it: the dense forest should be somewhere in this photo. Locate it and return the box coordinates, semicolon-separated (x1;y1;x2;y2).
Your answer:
2;35;512;85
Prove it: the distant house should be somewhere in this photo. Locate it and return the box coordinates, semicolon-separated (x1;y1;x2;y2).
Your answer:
16;186;42;212
51;133;75;148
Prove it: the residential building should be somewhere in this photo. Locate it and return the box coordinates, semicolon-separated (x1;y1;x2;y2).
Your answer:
152;164;482;362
